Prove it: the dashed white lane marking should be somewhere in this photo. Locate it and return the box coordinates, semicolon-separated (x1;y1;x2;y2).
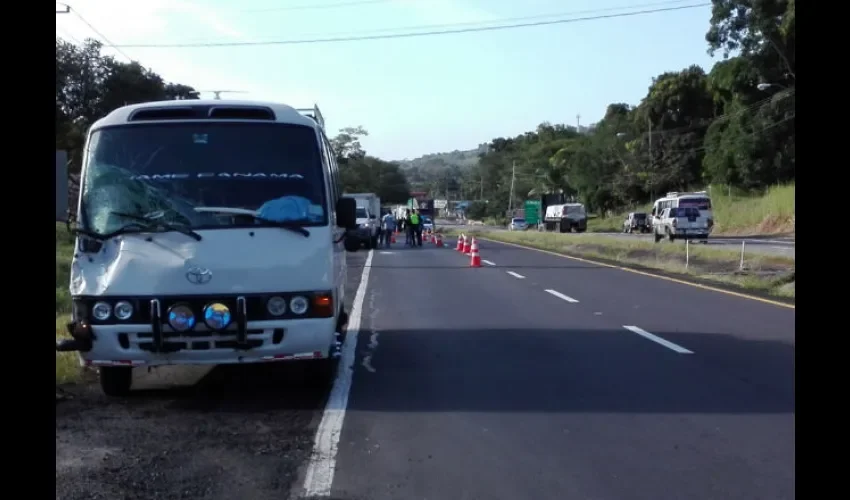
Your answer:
544;289;579;303
302;249;374;497
506;271;525;279
482;260;496;266
623;325;693;354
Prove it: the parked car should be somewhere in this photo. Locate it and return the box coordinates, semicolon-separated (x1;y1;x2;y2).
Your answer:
509;217;528;231
623;212;650;233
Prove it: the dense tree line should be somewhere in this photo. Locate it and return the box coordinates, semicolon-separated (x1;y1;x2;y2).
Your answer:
330;127;412;204
414;0;795;219
55;38;410;204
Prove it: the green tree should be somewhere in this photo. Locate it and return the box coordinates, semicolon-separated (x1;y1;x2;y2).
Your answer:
55;37;199;172
330;127;411;203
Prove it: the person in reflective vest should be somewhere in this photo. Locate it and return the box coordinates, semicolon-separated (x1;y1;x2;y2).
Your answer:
409;210;422;247
403;210;413;246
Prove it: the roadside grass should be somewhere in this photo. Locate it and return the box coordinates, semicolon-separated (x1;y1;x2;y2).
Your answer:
444;229;795;300
56;223;81;385
584;183;795;236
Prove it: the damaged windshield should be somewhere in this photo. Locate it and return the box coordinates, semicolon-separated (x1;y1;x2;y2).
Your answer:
80;122;328;235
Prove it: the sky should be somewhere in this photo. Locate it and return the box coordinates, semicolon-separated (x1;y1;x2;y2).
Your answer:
55;0;719;161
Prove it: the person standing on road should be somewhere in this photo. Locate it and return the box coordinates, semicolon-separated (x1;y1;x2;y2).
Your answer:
381;211;396;248
401;210;413;246
409;209;422;247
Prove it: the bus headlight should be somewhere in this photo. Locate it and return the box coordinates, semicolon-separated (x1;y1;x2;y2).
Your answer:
114;301;134;321
203;302;231;330
92;301;112;321
289;296;309;315
167;304;196;332
266;296;287;316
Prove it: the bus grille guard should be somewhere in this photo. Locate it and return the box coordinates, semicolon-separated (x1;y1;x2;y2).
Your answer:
148;296;253;353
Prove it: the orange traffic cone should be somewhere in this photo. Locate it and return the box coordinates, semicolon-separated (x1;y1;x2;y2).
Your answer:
463;235;472;254
436;234;443;247
391;234;396;244
431;233;437;244
456;234;463;251
469;238;481;267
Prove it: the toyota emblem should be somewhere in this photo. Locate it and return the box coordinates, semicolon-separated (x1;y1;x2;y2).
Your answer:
186;266;212;284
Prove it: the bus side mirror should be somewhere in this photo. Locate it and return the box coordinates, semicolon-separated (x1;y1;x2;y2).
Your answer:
336;197;357;229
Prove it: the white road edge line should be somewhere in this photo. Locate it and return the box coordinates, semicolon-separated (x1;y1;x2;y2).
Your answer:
506;271;525;279
623;325;693;354
302;249;374;497
544;289;579;303
483;259;496;266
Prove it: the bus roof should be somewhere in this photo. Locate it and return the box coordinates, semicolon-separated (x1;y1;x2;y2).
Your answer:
662;191;710;199
90;99;324;130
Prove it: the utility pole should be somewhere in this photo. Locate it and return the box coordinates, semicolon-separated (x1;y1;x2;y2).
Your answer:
56;2;70;14
576;114;581;132
507;160;516;214
647;117;653;199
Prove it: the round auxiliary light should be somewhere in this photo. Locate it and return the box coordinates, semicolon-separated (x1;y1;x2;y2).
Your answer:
266;296;287;316
167;304;196;332
203;302;232;330
92;301;112;321
289;296;309;315
114;301;134;321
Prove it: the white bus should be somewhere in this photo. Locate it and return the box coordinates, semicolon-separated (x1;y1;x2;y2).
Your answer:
650;191;715;236
56;99;360;396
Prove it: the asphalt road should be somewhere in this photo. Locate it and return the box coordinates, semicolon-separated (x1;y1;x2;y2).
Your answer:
311;239;795;500
444;221;795;259
56;241;795;500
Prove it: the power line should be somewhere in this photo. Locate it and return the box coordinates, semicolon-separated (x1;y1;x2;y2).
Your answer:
240;0;393;13
67;5;135;62
167;0;699;44
110;3;710;49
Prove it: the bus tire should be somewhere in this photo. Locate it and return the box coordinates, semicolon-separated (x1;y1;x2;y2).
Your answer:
99;366;132;397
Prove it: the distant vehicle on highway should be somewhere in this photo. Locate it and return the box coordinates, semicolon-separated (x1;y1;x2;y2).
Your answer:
623;212;650;233
653;206;711;243
509;217;528;231
543;203;587;233
650;191;714;239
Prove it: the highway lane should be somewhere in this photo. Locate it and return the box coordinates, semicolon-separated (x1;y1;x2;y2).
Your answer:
469;238;795;404
308;242;795;500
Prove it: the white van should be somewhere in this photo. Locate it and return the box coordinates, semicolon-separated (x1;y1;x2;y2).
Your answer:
650;191;714;239
56;100;360;396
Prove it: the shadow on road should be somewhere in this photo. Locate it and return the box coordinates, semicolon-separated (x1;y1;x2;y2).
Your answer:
344;327;795;415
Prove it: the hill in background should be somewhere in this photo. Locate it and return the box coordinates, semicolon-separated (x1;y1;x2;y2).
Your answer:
395;146;485;171
395;145;486;191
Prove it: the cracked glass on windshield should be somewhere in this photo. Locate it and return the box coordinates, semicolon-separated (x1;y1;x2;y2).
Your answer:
80;122;328;234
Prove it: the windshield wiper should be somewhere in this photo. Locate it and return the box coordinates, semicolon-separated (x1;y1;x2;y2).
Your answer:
70;225;147;241
193;207;310;237
110;211;203;241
